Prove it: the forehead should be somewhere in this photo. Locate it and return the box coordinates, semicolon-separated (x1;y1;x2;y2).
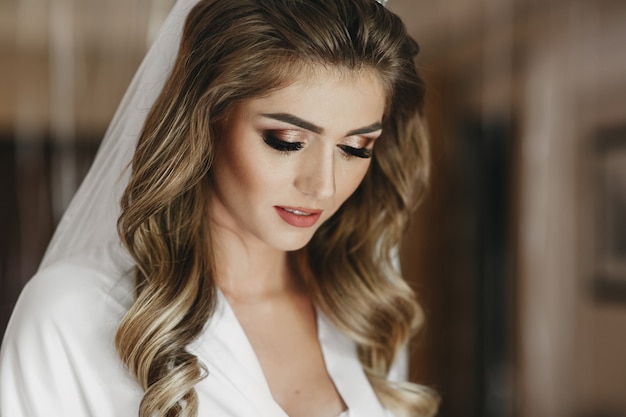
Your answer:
233;66;387;132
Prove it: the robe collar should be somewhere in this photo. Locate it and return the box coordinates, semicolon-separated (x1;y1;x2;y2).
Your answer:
191;290;388;417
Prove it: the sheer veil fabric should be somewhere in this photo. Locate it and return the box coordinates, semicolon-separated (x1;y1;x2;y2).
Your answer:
40;0;198;270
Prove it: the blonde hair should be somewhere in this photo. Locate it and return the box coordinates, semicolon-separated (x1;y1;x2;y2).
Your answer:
116;0;438;416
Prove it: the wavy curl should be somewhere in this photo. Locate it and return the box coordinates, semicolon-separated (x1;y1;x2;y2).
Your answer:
116;0;439;416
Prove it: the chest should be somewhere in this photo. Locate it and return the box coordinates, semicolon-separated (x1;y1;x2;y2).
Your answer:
229;295;346;417
186;293;390;417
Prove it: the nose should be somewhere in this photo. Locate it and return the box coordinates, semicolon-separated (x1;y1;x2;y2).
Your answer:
294;145;336;201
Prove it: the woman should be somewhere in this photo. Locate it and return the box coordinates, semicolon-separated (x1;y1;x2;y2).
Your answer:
0;0;438;416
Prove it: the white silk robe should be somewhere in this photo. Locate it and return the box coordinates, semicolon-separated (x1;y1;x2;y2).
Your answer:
0;243;405;417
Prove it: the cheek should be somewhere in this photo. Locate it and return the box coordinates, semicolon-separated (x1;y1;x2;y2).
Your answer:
227;144;285;199
213;142;256;202
336;162;371;202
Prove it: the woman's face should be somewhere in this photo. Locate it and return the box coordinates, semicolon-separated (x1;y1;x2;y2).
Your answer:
209;67;386;252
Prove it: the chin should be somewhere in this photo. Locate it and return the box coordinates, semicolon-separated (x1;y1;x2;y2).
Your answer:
272;231;317;252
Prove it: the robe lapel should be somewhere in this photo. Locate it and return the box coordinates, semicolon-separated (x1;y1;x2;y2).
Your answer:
317;310;388;417
191;292;388;417
191;292;289;417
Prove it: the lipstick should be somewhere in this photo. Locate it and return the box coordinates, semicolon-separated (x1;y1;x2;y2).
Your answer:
274;206;322;228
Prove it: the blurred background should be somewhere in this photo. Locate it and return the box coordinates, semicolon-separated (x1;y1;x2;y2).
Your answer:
0;0;625;416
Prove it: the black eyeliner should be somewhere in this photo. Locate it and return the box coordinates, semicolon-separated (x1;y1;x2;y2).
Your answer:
339;145;372;159
262;132;303;153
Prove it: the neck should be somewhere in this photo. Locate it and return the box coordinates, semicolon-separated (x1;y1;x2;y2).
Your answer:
209;224;300;301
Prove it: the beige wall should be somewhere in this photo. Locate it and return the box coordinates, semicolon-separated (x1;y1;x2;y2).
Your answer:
0;0;168;134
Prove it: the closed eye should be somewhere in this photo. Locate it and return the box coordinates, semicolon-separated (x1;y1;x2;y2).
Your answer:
338;145;372;159
263;132;303;153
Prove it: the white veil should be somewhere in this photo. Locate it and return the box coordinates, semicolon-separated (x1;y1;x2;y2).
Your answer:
40;0;200;269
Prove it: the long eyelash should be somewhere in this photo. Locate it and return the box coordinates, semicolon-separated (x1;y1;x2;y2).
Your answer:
339;145;372;159
262;133;303;153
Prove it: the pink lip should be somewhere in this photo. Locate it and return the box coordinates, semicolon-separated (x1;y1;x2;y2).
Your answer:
274;206;322;228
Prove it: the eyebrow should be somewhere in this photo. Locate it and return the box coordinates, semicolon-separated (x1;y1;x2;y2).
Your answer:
261;113;382;136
